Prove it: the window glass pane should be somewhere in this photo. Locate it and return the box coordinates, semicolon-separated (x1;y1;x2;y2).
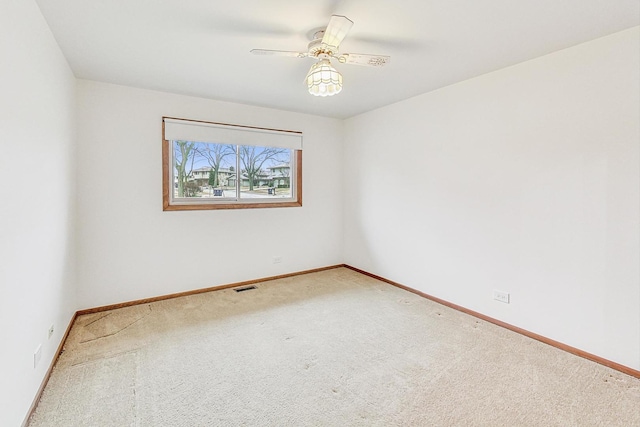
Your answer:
197;142;237;199
239;145;292;199
173;141;236;199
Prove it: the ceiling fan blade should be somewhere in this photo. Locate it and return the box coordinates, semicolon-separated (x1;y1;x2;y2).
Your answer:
250;49;309;58
338;53;390;67
321;15;354;49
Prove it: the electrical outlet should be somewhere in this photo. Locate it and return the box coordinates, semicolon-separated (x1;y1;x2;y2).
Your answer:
493;290;510;304
34;344;42;368
48;324;54;339
273;256;282;264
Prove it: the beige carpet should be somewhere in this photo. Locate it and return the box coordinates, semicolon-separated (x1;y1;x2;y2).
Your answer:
29;267;640;426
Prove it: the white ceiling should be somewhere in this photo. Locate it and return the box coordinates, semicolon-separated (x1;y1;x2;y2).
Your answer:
36;0;639;119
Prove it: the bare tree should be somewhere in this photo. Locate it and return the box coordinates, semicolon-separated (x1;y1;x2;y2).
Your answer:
201;143;235;187
174;141;198;197
240;146;288;191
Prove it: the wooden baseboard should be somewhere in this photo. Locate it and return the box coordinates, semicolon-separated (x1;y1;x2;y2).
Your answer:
77;264;344;315
22;311;77;427
22;262;638;426
343;264;640;379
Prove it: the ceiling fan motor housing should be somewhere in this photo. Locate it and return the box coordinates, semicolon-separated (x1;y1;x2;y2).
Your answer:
307;38;336;58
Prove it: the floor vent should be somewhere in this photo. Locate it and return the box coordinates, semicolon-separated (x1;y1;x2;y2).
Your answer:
234;285;257;293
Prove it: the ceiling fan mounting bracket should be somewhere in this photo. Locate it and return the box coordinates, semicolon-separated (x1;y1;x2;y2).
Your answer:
307;27;326;41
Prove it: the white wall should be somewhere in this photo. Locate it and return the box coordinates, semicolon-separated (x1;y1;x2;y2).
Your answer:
75;81;344;309
343;27;640;370
0;1;77;426
2;5;637;422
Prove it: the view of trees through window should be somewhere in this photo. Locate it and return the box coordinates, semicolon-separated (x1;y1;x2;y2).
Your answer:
172;140;293;200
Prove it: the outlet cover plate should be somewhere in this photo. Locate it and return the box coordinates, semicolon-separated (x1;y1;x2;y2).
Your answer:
493;290;510;304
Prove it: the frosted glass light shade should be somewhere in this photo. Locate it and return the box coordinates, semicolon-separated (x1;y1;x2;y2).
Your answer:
306;59;343;97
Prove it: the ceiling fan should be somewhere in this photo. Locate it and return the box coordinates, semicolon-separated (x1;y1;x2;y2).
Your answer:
251;15;390;97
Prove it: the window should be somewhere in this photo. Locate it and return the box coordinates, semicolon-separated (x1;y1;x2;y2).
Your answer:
162;117;302;211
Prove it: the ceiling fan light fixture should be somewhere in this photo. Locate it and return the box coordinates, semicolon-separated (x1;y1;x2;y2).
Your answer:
306;59;343;97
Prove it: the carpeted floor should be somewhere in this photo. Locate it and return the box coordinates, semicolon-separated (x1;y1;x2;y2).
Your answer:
29;267;640;426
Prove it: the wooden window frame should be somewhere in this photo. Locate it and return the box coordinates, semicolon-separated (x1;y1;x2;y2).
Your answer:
162;117;302;211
